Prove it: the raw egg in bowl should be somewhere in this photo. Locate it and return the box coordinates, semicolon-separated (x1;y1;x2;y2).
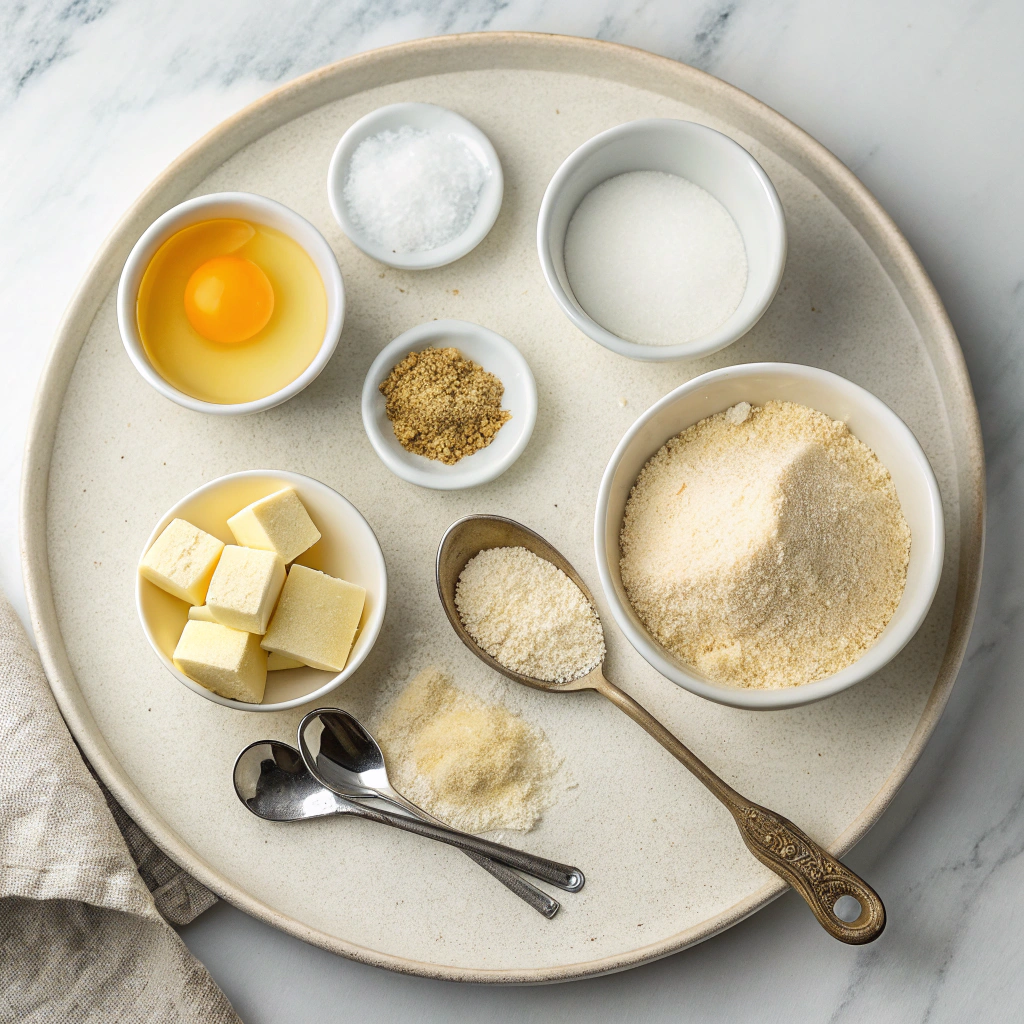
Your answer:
118;192;345;415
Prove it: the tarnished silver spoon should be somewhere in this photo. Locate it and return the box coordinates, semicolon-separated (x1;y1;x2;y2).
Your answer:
436;514;886;945
296;708;560;917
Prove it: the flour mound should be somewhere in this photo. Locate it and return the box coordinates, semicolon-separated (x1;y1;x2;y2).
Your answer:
619;401;911;689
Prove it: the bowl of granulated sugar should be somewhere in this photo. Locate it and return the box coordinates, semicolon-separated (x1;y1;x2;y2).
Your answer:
538;119;786;362
328;102;503;270
594;362;944;710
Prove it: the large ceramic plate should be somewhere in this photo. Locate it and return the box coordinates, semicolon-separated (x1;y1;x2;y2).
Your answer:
21;33;984;982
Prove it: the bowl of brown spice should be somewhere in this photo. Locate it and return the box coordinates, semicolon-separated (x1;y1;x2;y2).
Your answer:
361;319;537;489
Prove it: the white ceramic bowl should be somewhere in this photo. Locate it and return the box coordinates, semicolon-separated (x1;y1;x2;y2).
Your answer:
595;363;944;710
137;470;387;712
537;119;787;362
327;102;503;270
117;192;345;415
362;319;537;490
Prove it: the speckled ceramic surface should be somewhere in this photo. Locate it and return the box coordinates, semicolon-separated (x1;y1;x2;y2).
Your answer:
21;34;983;983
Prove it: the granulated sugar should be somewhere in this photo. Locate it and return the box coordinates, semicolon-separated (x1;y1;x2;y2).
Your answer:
456;547;605;683
619;401;911;689
343;126;486;253
376;667;560;833
563;170;747;346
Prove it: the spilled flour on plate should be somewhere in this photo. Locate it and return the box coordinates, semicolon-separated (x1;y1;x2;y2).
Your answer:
375;667;560;833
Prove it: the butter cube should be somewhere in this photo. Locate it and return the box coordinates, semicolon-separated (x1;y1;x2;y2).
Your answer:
187;605;217;622
206;545;285;634
262;564;365;673
227;488;321;564
267;652;304;671
139;518;224;606
173;620;267;703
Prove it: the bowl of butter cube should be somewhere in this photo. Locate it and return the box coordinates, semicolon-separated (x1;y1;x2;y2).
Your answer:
136;470;387;711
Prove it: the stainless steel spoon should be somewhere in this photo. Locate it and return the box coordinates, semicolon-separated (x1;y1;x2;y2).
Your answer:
296;707;560;918
293;712;584;893
234;736;582;897
436;514;886;945
234;739;345;821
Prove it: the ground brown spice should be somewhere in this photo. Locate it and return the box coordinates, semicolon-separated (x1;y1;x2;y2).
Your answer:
379;347;511;465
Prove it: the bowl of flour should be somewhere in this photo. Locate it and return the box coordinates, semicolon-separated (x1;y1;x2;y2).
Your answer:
594;363;944;710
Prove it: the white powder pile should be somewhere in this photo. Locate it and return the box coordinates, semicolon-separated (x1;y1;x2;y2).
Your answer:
563;170;747;346
343;125;486;253
620;401;911;689
376;667;560;833
456;547;606;683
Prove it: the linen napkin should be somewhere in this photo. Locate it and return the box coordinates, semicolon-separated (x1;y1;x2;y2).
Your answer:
0;593;241;1024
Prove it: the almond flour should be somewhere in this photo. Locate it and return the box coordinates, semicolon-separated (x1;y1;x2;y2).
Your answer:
375;667;559;833
455;546;606;683
619;400;911;689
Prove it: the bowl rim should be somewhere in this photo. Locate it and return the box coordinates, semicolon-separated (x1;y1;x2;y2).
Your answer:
327;101;504;270
594;361;945;710
361;318;538;490
537;117;787;363
116;191;346;416
135;469;388;712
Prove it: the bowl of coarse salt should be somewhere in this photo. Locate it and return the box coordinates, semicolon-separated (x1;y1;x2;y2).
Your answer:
594;363;944;710
537;119;786;362
328;102;503;271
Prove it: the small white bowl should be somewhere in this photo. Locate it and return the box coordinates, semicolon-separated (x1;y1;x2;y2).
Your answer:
537;119;787;362
137;470;387;712
361;319;537;490
327;102;503;270
594;363;944;710
117;192;345;416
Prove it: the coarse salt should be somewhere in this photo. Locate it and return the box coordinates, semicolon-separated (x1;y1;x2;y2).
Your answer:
564;170;747;346
343;125;486;254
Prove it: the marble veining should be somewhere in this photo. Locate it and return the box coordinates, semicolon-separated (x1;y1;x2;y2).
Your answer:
2;1;1022;1022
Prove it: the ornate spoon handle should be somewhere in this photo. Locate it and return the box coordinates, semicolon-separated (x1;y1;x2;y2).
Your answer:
590;672;885;944
730;800;885;943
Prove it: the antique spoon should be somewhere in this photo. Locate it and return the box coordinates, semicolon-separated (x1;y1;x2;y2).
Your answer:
234;737;582;896
296;708;560;918
436;514;886;945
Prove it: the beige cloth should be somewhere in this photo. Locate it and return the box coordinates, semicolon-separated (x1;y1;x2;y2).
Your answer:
0;594;241;1023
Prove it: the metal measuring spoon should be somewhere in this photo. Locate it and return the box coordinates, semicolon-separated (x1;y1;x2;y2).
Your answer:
234;735;582;900
436;514;887;945
234;739;347;821
292;712;584;893
296;708;560;918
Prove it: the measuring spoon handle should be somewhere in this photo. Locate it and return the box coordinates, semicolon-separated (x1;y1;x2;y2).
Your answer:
347;802;585;892
370;787;560;918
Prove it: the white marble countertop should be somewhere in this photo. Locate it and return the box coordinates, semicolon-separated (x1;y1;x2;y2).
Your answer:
3;1;1020;1020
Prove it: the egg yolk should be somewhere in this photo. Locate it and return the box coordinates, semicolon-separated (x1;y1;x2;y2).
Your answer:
183;255;274;344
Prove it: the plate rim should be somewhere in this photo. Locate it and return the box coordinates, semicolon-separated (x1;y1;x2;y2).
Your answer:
19;30;986;983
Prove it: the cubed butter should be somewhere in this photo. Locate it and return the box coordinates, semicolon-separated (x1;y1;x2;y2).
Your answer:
267;652;304;671
139;518;224;605
262;564;365;673
206;545;285;634
187;604;217;622
173;620;267;703
227;487;321;564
